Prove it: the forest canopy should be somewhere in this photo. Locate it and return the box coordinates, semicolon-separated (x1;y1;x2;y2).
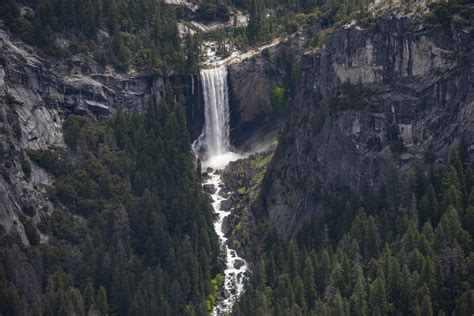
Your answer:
0;96;222;315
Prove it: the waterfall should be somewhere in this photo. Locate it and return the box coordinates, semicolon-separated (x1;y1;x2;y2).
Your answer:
193;66;249;314
194;66;231;158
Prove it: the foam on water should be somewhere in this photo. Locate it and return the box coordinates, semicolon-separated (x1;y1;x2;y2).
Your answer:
203;152;244;170
204;170;249;315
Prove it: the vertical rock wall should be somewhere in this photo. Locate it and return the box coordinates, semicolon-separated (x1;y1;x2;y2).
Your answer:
258;10;474;236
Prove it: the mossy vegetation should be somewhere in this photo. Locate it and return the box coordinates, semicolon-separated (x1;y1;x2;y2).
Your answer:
221;149;275;255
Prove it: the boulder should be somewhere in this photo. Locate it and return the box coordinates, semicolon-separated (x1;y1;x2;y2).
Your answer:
221;216;231;236
219;198;233;211
203;184;216;194
221;288;230;299
218;186;230;198
233;259;245;270
205;193;214;203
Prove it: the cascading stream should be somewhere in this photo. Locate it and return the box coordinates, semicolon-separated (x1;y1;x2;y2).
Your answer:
193;66;248;315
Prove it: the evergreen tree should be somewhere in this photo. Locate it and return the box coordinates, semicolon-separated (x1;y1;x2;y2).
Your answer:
349;267;368;316
247;0;265;44
97;287;108;316
303;257;317;309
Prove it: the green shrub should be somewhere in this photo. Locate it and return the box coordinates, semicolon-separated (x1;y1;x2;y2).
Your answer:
426;3;451;26
26;149;66;177
330;80;367;111
68;40;89;55
280;132;295;146
206;274;224;311
390;138;407;155
22;204;35;217
12;122;22;140
23;219;40;246
55;180;79;207
309;27;335;49
271;86;287;113
5;93;16;106
21;158;32;178
367;136;383;152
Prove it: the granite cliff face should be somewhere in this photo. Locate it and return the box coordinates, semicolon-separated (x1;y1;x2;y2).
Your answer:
226;37;305;149
0;28;204;242
227;55;274;147
258;8;474;236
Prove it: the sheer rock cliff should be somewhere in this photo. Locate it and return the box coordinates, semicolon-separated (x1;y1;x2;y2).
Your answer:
257;9;474;236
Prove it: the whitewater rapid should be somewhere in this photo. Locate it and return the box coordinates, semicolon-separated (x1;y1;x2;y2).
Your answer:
204;163;248;315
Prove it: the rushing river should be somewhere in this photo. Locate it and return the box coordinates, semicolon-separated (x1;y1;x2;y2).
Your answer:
204;167;248;315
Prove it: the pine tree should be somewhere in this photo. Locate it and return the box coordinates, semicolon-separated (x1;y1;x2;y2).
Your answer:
464;206;474;237
369;277;389;315
349;266;368;316
365;216;381;259
82;280;95;314
442;166;463;211
456;288;474;315
97;287;108;316
419;184;439;224
0;0;20;26
144;237;156;265
247;0;265;44
421;293;433;315
303;257;317;309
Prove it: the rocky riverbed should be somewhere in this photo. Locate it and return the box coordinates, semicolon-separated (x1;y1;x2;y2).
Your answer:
203;167;250;315
210;148;276;260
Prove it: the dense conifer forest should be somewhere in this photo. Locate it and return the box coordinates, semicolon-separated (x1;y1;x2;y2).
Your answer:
0;0;391;72
0;93;222;315
1;0;197;73
234;141;474;315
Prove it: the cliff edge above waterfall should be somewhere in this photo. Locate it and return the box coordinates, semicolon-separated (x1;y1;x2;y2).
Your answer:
256;4;474;236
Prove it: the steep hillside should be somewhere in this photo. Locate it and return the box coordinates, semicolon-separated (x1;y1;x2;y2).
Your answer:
0;19;220;315
258;4;474;236
0;28;207;241
231;4;474;315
